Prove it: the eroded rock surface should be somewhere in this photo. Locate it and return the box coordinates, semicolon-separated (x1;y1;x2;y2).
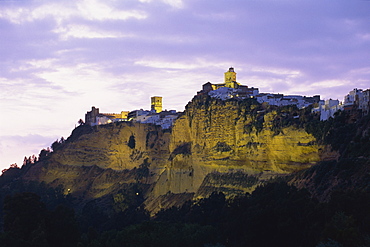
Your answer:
20;96;336;213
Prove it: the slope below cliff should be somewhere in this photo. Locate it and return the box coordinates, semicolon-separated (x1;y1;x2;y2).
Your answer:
289;111;370;201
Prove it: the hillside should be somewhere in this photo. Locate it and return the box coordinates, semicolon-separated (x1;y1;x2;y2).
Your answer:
1;95;370;246
290;110;370;200
1;96;338;213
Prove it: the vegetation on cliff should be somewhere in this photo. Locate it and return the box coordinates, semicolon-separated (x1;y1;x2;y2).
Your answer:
291;111;370;200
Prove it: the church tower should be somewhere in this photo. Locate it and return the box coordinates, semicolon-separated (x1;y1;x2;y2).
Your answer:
224;67;237;88
151;96;162;113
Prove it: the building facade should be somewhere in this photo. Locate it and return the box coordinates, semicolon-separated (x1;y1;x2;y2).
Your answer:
85;96;178;129
344;88;370;115
312;99;343;121
151;96;163;113
198;67;319;109
85;106;129;126
198;67;259;99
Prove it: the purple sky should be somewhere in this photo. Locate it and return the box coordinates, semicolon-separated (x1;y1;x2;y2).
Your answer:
1;0;369;170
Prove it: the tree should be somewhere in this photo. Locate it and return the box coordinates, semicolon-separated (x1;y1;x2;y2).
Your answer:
46;205;80;247
3;192;48;245
1;163;19;175
38;147;51;161
2;192;80;246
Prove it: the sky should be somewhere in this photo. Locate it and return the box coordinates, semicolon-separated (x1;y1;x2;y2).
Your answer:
0;0;369;171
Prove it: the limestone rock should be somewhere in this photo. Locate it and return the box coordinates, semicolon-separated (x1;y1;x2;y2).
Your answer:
19;96;336;213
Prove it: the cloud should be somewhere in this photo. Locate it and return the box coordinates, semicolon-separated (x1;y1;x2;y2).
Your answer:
77;0;147;21
53;24;134;40
311;80;349;89
0;76;74;107
357;33;370;41
161;0;183;8
0;134;58;168
0;0;147;24
0;3;72;24
135;0;184;8
135;59;204;70
249;67;301;78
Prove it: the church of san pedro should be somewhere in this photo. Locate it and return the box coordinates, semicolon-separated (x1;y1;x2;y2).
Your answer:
197;67;259;99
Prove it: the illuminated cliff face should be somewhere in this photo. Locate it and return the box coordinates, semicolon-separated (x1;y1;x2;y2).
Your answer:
26;122;171;201
173;97;321;170
50;123;170;171
151;96;323;201
22;96;331;212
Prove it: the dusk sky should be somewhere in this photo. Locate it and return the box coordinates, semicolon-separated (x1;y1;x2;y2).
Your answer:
1;0;369;170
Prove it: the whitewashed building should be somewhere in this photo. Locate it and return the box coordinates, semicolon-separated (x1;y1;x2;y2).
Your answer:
134;110;178;129
255;94;320;109
312;99;343;121
344;88;370;115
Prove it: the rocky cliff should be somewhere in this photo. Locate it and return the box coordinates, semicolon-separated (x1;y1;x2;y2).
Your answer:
151;97;329;208
14;96;336;213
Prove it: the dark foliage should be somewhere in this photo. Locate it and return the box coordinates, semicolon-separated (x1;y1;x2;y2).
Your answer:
38;148;52;162
67;124;94;143
78;221;220;247
155;182;370;247
2;180;369;247
51;137;65;152
1;192;79;247
304;110;370;158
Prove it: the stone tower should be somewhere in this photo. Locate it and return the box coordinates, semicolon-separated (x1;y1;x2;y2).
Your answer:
151;96;162;113
85;106;99;125
224;67;237;88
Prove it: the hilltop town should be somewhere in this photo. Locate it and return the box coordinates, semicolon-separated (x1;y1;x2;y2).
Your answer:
85;96;178;129
3;70;370;247
85;67;370;128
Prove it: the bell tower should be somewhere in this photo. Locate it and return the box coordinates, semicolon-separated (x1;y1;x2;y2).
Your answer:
224;67;237;88
151;96;162;113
